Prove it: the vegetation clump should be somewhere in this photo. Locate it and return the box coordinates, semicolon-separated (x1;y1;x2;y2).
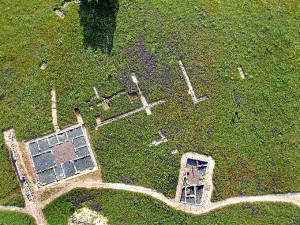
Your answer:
79;0;119;53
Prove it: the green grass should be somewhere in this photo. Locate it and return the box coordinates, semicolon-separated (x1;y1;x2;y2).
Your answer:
44;188;300;225
0;211;35;225
0;0;299;208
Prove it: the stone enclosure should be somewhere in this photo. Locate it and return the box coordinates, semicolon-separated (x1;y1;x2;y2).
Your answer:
27;125;97;185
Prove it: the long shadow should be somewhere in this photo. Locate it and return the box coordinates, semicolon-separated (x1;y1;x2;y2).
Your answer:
79;0;119;54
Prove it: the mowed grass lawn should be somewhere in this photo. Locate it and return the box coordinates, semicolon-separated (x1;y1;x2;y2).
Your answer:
0;211;36;225
0;0;299;207
44;188;300;225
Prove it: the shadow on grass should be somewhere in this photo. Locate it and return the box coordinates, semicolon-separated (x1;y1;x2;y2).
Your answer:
79;0;119;54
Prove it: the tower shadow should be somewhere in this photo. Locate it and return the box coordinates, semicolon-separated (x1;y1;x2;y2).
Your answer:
79;0;119;54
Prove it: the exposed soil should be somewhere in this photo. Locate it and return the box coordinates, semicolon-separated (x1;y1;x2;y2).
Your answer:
68;208;108;225
18;142;36;184
38;187;64;202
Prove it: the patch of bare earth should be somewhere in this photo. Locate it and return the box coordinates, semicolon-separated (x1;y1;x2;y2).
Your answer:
18;142;36;184
38;187;64;202
68;208;108;225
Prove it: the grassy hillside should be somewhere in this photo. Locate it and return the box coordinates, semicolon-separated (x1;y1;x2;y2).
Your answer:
44;188;300;225
0;0;299;205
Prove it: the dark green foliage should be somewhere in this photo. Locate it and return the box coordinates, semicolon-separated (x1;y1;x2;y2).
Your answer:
0;92;5;100
79;0;119;53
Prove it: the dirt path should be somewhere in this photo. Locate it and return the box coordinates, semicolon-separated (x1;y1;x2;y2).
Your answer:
41;180;300;213
40;181;175;208
41;180;300;210
0;205;28;214
1;180;300;225
26;203;48;225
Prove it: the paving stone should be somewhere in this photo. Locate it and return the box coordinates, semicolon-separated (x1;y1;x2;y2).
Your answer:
74;156;94;172
58;132;68;143
33;152;55;173
72;136;86;148
55;164;65;180
29;142;39;155
74;127;83;136
76;146;90;158
48;135;59;146
38;139;50;152
67;127;83;139
37;169;56;185
63;161;76;178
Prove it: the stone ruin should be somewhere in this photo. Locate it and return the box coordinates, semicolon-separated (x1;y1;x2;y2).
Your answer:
176;153;214;207
92;76;165;129
27;125;97;186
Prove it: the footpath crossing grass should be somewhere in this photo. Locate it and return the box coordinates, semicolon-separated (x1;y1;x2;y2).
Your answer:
43;188;300;225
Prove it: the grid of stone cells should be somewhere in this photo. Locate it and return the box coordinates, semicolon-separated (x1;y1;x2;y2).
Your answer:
28;126;94;185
